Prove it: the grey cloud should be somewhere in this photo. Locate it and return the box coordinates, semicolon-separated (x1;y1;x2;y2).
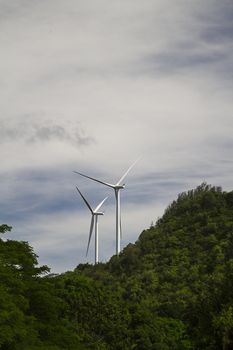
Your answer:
137;49;226;77
1;0;233;85
202;24;233;43
0;118;93;147
135;42;232;80
127;1;233;78
199;1;233;41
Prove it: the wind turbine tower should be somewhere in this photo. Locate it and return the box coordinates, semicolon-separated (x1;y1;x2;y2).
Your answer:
74;159;139;256
76;186;107;264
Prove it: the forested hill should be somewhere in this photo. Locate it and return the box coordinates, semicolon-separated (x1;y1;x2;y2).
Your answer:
1;183;233;350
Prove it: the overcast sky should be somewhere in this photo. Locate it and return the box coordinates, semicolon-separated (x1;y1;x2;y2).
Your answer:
1;0;233;273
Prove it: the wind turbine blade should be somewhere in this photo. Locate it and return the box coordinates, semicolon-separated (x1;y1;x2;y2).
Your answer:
94;197;108;212
116;157;141;186
74;171;114;188
76;187;93;213
86;215;94;256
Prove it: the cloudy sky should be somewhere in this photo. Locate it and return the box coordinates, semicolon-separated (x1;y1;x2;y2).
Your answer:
1;0;233;273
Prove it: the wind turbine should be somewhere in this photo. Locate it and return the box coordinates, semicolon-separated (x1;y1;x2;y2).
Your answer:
74;158;140;256
76;186;108;264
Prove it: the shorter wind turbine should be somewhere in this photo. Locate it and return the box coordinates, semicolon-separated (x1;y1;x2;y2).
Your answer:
74;158;140;256
76;186;108;264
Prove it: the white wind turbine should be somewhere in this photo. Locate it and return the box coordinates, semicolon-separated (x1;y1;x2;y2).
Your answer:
76;186;108;264
74;159;140;256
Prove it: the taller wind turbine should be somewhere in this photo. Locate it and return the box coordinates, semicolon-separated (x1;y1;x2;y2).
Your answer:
76;187;107;264
74;159;139;255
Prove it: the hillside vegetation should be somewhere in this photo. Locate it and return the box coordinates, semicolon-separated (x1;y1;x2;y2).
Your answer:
1;183;233;349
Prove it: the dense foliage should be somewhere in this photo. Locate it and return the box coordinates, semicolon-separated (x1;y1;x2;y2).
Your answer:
1;183;233;349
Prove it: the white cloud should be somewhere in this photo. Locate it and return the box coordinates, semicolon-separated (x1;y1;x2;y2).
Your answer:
0;0;233;272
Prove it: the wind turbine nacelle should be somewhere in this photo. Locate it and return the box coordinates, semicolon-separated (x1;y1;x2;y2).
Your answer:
116;184;125;189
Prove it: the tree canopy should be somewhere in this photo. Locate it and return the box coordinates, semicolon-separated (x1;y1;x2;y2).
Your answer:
1;183;233;349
